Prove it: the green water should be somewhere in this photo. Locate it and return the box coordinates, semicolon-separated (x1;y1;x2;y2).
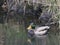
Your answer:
0;24;59;45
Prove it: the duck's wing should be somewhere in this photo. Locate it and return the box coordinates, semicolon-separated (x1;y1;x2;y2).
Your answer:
34;30;47;35
36;26;50;31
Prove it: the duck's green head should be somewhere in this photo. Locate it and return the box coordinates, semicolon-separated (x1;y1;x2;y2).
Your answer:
27;22;35;30
31;24;35;29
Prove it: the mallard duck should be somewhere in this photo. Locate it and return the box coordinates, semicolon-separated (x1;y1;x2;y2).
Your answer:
27;23;50;36
27;23;50;43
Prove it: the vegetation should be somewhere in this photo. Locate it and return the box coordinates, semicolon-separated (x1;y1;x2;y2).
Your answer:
0;0;60;45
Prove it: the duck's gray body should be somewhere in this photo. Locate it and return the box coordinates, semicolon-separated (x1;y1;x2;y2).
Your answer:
28;26;50;38
34;26;50;37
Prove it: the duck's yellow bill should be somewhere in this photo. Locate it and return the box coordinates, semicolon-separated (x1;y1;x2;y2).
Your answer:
27;25;32;30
